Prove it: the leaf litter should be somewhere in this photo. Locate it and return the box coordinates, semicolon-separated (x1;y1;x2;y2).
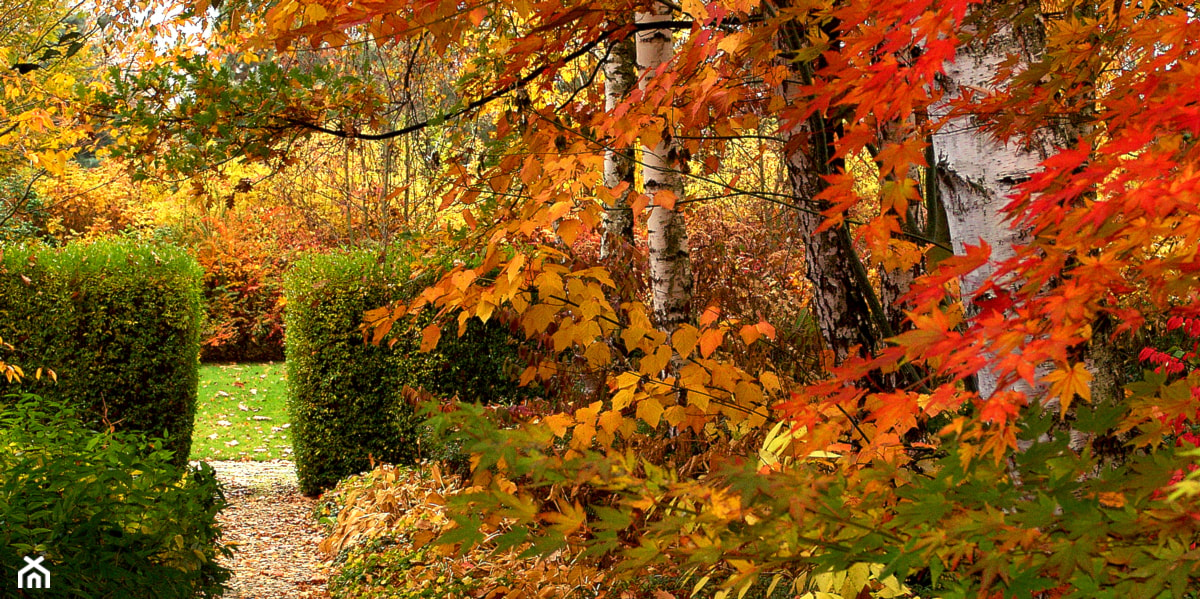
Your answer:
207;459;331;599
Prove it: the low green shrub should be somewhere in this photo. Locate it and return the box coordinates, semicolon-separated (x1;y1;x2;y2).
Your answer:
285;249;529;495
0;239;204;464
0;394;231;598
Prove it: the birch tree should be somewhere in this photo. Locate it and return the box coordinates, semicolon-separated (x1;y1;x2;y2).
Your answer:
600;36;637;262
636;3;692;333
777;19;879;365
933;23;1058;399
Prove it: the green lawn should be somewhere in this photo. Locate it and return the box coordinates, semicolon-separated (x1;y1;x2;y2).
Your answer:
191;363;292;462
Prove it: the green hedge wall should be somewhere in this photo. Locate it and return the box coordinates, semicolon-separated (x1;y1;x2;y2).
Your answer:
0;239;204;465
285;250;528;495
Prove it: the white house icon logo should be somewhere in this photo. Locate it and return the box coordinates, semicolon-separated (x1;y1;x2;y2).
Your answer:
17;555;50;589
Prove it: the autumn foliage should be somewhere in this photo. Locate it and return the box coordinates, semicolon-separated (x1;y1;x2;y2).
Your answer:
7;0;1200;595
258;0;1200;594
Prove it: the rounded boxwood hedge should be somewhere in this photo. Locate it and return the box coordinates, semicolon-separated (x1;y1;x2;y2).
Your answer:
285;249;529;495
0;239;204;465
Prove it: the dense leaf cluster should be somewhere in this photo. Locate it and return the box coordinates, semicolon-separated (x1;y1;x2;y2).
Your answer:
0;394;231;598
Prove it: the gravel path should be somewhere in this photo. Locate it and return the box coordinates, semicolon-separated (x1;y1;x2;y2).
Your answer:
203;460;331;599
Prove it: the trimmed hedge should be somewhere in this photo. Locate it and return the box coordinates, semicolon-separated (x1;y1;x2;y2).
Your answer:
0;394;230;598
0;239;204;465
285;250;528;495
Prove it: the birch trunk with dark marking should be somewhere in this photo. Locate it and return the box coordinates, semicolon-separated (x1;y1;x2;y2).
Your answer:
787;145;879;365
937;17;1115;470
777;23;878;365
636;4;692;332
600;35;637;261
933;24;1066;400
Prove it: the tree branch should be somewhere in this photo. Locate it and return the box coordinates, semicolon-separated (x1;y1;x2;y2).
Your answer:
277;20;697;141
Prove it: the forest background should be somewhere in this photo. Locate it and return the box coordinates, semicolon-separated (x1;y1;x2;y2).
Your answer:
3;0;1200;597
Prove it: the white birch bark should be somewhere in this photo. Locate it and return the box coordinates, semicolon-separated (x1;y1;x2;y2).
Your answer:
636;3;692;331
933;25;1060;399
936;24;1095;411
600;36;637;261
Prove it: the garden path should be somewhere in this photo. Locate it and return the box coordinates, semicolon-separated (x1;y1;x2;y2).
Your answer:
206;460;332;599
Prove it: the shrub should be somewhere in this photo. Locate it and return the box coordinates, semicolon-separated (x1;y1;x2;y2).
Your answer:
190;206;328;363
0;174;53;244
0;394;231;598
315;464;796;599
316;464;595;599
285;249;529;495
0;239;204;464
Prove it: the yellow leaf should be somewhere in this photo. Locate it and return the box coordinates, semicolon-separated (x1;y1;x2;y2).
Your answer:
1044;362;1093;413
654;189;678;211
584;342;611;368
543;413;574;437
841;563;872;598
734;381;764;408
506;253;526;283
738;325;760;345
663;405;688;428
641;344;673;375
419;324;441;352
467;6;488;25
672;324;700;359
558;219;581;245
636;396;664;428
577;400;603;425
303;2;327;21
571;423;596;448
546;201;572;222
717;31;749;55
631;193;650;219
754;320;776;340
476;301;495;323
363;305;391;323
598;410;624;434
760;371;781;393
612;387;636;411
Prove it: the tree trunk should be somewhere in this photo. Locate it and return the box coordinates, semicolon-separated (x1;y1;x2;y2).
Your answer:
777;22;879;365
787;147;879;365
600;35;637;261
933;24;1061;399
636;4;692;332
